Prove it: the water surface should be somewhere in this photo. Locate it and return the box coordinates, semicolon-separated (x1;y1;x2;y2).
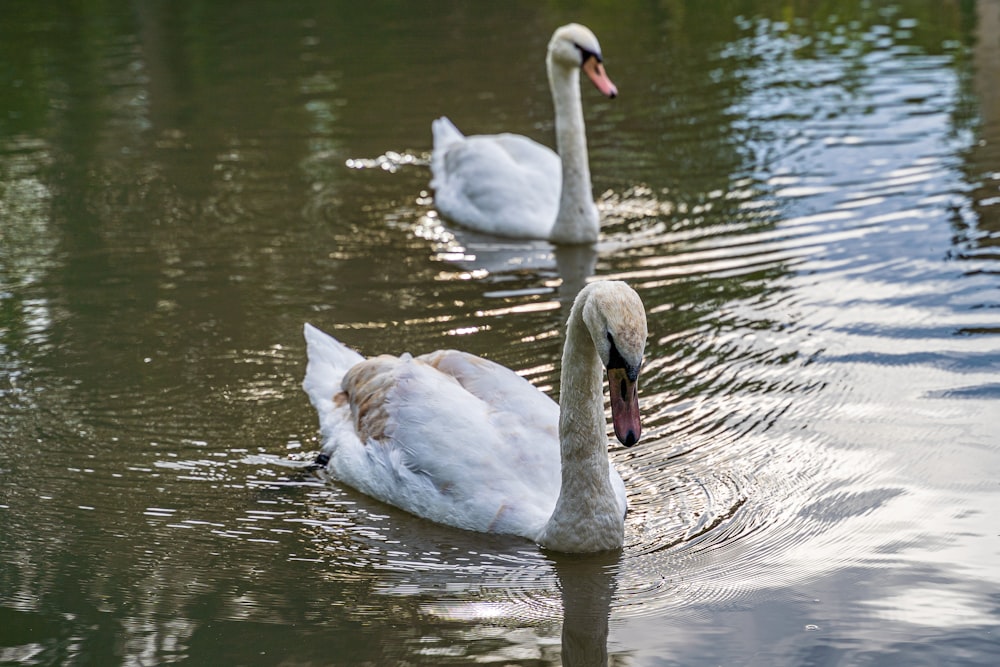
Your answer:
1;1;999;665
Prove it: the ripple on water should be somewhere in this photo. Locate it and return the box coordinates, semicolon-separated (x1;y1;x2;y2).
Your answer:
213;10;994;634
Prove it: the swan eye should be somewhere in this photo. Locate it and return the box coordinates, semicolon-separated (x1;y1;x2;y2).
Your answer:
606;333;627;370
607;332;640;381
574;43;601;64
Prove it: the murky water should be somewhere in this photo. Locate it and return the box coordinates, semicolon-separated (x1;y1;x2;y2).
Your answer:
2;1;999;665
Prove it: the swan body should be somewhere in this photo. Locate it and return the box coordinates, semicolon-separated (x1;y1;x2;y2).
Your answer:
303;281;647;552
430;23;618;244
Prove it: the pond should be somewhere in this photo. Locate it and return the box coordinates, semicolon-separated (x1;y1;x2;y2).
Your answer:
1;1;999;665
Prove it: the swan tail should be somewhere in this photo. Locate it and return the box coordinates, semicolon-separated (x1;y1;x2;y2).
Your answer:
432;116;464;150
302;323;364;414
430;117;465;191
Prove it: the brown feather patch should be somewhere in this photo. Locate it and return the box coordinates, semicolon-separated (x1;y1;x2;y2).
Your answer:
341;355;401;443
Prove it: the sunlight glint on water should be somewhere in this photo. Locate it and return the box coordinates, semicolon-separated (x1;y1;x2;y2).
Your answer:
1;2;998;665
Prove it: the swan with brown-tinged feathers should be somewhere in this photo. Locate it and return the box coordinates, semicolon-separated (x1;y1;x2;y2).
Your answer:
302;281;646;552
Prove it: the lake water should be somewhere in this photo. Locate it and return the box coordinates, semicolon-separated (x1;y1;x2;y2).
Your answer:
2;1;999;665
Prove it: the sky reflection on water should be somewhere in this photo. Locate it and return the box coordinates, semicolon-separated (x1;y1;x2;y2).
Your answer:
1;1;999;665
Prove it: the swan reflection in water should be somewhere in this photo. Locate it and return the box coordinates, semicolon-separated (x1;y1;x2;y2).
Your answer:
424;220;600;304
412;548;622;666
552;550;621;667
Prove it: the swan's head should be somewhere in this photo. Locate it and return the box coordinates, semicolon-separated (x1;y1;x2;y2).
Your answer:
548;23;618;98
579;281;647;447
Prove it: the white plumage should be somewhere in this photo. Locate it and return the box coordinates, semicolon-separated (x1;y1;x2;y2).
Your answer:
303;281;647;552
430;24;618;244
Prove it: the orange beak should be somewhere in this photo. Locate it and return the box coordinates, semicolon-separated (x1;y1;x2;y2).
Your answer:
582;56;618;99
607;367;640;446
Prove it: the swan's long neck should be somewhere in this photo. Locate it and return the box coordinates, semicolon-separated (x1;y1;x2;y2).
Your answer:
547;59;600;245
539;296;624;552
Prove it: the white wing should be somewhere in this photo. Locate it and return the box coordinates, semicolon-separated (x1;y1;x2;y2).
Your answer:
303;325;573;539
430;117;561;239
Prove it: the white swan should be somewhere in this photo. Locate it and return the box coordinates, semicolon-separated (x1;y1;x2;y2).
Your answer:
430;23;618;244
302;281;646;552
